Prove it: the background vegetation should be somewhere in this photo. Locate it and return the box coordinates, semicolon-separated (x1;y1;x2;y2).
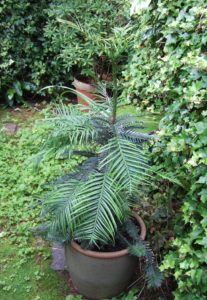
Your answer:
0;0;207;299
0;0;129;105
126;1;207;299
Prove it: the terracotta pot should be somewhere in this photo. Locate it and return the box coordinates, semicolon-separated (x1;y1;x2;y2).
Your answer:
101;73;112;81
65;214;146;300
72;78;96;106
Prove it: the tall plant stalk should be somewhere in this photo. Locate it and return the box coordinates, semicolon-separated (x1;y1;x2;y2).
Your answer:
111;59;118;124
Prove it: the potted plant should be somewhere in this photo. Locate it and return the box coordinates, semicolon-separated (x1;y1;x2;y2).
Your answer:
35;26;163;299
57;19;130;107
36;95;162;299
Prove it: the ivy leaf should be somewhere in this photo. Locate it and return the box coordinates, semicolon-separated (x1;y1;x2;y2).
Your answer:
195;122;207;134
13;81;23;96
199;189;207;203
197;174;207;184
130;0;151;15
196;237;207;248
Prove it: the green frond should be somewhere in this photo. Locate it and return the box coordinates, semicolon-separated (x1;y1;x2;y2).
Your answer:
100;137;150;193
73;172;127;244
145;264;163;288
128;243;146;257
125;219;163;288
41;179;83;239
57;18;84;33
34;105;98;163
52;157;99;185
117;126;153;144
115;114;142;127
41;85;109;113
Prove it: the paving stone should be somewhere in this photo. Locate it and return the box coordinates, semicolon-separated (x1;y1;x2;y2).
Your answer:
51;242;66;271
3;123;18;135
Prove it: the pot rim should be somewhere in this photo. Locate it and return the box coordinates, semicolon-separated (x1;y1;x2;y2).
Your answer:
72;78;96;92
70;214;146;259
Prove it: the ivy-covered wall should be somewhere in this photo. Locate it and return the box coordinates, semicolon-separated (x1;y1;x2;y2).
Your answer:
125;1;207;299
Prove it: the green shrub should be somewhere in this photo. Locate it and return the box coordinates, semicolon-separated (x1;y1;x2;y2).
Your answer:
124;1;207;298
0;0;129;105
0;0;50;104
123;0;207;111
44;0;129;79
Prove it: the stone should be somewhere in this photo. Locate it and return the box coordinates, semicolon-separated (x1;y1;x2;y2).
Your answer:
51;242;66;271
3;123;18;135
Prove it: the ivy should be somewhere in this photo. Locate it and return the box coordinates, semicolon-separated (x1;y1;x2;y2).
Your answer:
123;1;207;298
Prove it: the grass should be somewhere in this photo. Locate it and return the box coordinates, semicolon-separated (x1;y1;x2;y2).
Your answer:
0;103;161;300
118;105;162;133
0;239;69;300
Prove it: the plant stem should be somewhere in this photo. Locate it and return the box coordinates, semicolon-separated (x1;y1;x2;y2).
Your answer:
111;59;118;124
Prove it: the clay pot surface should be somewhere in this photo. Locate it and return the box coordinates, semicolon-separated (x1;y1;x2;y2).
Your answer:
65;214;146;300
73;78;96;106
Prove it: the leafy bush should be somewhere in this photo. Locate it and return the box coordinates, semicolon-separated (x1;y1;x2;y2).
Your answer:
44;0;129;79
0;0;50;104
123;0;207;111
124;1;207;298
0;0;129;105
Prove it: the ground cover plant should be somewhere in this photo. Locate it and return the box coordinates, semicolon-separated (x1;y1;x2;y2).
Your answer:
0;106;83;299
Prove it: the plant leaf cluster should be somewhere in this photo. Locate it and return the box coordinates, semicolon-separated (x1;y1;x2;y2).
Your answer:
38;90;152;245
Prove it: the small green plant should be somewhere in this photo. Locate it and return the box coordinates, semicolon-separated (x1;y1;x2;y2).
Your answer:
6;81;37;106
111;288;139;299
66;295;83;300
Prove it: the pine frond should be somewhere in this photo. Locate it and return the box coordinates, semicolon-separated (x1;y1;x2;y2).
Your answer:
125;218;140;241
99;137;150;193
116;114;143;128
34;105;98;162
125;219;163;288
41;85;109;113
52;157;99;185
